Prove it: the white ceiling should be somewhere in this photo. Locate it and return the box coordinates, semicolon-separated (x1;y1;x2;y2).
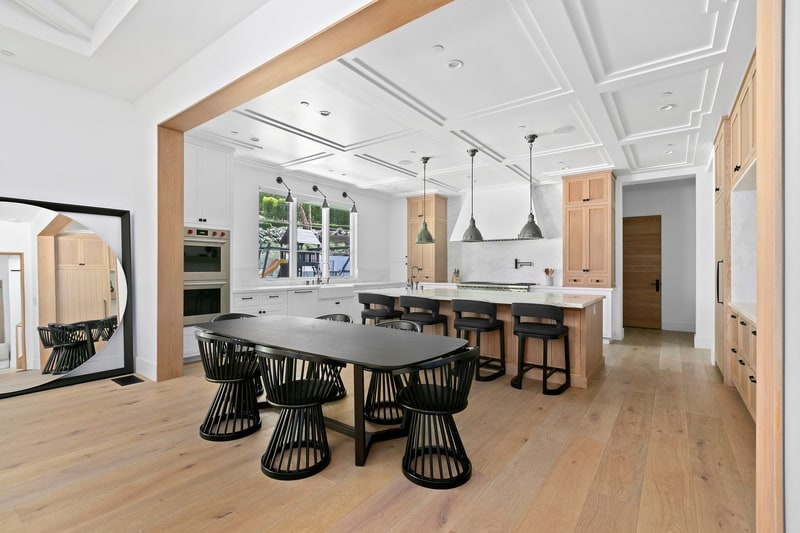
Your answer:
0;0;756;197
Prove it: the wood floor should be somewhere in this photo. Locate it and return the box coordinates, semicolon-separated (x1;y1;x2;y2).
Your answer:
0;328;755;532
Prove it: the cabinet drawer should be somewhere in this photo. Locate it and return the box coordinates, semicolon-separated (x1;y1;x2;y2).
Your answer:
563;276;586;286
587;276;609;286
234;294;260;307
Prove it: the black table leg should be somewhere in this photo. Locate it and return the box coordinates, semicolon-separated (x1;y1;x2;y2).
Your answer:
353;363;366;466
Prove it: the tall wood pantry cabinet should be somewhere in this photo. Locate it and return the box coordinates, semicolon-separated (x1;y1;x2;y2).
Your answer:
562;171;616;287
54;234;115;322
714;51;757;420
406;194;447;282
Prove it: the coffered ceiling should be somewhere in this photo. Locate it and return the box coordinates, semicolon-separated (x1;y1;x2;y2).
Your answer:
0;0;756;197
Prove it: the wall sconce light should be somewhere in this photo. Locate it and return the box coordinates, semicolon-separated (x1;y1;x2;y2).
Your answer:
342;191;357;213
276;176;294;203
311;185;329;208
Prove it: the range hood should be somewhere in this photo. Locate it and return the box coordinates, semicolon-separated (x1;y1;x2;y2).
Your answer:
450;183;562;241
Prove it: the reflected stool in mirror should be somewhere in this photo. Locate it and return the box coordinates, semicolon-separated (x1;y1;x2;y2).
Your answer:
358;292;402;325
452;299;506;381
256;346;345;480
195;331;261;441
364;320;421;425
399;295;448;336
510;303;571;395
393;347;479;489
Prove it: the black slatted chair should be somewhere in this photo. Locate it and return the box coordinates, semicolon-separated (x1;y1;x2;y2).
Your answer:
256;345;345;480
210;313;263;396
49;323;92;374
195;331;261;441
98;316;118;341
314;313;351;401
399;295;448;336
452;299;506;382
363;320;422;425
358;292;402;325
393;347;479;489
510;303;571;395
38;325;62;374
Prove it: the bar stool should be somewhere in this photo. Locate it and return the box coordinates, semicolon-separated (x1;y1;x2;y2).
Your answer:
399;295;448;336
510;303;570;395
393;347;479;489
358;292;402;325
195;331;261;440
452;299;505;382
256;345;344;480
364;320;421;424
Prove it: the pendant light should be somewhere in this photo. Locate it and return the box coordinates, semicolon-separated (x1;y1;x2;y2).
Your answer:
518;134;543;239
276;176;294;203
462;148;484;242
415;156;435;244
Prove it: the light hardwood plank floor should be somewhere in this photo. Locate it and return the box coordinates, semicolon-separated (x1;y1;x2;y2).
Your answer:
0;328;755;532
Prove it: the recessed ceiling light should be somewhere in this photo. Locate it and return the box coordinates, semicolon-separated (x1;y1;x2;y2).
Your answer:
432;44;445;53
319;110;331;117
250;137;260;142
659;104;676;111
661;91;673;97
553;125;575;135
398;159;413;165
1;49;14;57
664;150;674;155
230;130;239;135
447;59;464;69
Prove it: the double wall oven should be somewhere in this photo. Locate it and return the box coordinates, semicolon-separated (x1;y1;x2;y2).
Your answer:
183;227;230;325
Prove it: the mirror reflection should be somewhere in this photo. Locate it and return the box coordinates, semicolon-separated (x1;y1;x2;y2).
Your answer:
0;201;127;394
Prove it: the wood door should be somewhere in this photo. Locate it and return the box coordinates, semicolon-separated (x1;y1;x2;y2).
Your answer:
623;215;661;329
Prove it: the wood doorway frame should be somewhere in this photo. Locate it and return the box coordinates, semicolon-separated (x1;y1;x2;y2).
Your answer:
0;252;26;370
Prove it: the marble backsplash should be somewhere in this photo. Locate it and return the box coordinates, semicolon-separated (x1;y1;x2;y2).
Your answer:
447;237;564;286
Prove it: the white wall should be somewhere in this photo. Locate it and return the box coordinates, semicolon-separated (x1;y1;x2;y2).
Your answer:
229;158;393;288
622;178;697;333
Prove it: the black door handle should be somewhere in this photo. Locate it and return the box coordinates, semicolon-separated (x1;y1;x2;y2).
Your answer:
651;279;660;292
716;260;723;304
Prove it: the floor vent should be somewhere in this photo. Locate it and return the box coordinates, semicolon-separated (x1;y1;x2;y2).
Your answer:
112;375;144;387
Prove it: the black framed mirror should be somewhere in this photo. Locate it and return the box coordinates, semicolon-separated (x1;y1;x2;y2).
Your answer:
0;197;133;398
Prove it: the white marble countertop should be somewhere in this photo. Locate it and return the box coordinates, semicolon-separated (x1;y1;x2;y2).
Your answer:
232;281;404;294
730;301;757;323
370;287;605;309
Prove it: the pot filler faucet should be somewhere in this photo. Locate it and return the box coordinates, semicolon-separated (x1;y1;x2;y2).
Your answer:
409;265;421;290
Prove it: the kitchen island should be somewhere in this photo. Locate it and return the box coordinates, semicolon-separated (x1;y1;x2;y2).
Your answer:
368;287;605;389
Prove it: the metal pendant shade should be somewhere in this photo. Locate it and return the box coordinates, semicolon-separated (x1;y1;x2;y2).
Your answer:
518;134;543;239
415;156;435;244
462;148;484;242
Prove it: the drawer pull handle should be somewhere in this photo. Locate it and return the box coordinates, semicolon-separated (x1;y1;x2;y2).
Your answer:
738;359;746;365
731;348;737;353
751;330;757;336
730;314;737;318
241;297;254;301
294;290;314;294
748;375;756;383
268;295;280;299
740;321;747;326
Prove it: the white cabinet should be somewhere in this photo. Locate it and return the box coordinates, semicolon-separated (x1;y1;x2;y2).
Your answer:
184;141;232;228
288;287;357;319
232;290;287;316
287;289;320;317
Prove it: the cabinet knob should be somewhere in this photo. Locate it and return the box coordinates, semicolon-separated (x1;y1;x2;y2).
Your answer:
715;187;720;192
751;330;757;336
748;375;757;383
734;165;741;172
740;321;747;326
738;359;745;365
731;348;738;353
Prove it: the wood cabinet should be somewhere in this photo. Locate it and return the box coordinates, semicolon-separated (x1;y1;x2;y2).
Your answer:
714;50;757;419
562;171;615;287
731;54;756;185
407;194;447;282
54;234;114;322
184;141;232;228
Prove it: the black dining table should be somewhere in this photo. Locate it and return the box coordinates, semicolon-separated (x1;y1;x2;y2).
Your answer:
195;315;467;466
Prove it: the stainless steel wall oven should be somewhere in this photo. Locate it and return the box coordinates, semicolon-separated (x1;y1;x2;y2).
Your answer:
183;227;230;325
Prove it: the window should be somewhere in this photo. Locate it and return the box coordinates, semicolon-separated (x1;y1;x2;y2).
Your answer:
258;190;353;279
